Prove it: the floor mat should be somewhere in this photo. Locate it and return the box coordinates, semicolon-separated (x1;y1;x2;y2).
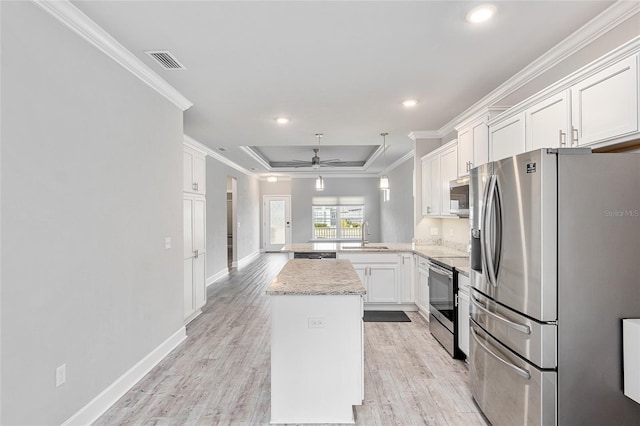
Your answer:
363;310;411;322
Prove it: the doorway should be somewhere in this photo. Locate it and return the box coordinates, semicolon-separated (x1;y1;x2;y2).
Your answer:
227;177;237;269
263;195;291;252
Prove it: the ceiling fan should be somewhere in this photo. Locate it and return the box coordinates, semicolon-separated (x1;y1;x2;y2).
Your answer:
280;133;342;169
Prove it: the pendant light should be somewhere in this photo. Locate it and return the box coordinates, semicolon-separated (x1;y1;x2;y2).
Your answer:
379;132;390;190
315;133;325;191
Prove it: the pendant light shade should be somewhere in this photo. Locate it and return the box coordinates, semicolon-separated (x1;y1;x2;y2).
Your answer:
315;175;324;191
379;175;389;190
380;132;389;191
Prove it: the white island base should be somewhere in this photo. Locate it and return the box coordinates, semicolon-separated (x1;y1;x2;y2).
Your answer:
270;294;364;424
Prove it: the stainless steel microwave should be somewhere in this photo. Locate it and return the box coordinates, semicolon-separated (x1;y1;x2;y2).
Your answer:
449;178;469;217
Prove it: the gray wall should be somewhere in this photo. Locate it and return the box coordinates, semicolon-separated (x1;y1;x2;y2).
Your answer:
380;158;415;243
1;2;184;424
291;177;381;243
206;157;261;279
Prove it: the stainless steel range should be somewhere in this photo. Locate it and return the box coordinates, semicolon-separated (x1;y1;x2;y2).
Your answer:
469;148;640;425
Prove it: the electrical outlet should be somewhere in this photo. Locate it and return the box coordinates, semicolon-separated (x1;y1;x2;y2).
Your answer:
308;317;326;328
164;237;172;249
449;229;454;237
56;364;66;387
430;227;439;236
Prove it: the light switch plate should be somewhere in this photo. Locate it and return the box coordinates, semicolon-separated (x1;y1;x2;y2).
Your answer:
164;237;172;249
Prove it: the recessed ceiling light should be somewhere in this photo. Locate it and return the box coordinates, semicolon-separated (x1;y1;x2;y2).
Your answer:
402;99;418;108
466;4;497;24
275;117;289;125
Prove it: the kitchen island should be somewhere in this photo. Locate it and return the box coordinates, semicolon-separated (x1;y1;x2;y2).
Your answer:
266;259;366;424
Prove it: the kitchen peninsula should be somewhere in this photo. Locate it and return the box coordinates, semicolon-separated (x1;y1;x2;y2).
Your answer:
266;259;366;424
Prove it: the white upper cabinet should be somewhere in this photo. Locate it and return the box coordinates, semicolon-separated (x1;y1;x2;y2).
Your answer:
457;127;473;177
456;109;506;176
183;146;206;195
489;113;525;161
439;144;458;217
421;140;457;217
571;55;639;146
488;44;640;160
421;154;440;216
525;90;571;151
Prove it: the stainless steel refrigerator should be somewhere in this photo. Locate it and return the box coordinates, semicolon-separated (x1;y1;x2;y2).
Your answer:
469;148;640;426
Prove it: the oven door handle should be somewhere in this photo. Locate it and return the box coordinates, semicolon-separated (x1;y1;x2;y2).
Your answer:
470;324;531;380
471;296;531;335
427;262;453;278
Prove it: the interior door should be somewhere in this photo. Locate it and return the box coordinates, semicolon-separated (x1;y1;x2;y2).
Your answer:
264;195;291;252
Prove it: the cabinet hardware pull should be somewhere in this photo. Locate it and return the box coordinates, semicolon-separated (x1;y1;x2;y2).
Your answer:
571;126;579;146
194;249;199;259
192;182;199;191
559;130;567;147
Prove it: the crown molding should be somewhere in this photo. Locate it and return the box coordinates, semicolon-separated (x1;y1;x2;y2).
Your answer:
384;150;414;174
183;135;257;177
33;0;193;111
239;146;273;170
412;1;640;139
408;131;443;141
291;173;381;179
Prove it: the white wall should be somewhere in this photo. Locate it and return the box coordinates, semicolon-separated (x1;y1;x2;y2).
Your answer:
206;157;261;280
380;158;414;243
1;2;184;424
290;177;381;243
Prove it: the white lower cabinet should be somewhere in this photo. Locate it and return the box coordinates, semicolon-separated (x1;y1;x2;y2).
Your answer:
416;256;430;318
184;194;206;322
399;253;414;303
339;253;406;306
457;273;470;357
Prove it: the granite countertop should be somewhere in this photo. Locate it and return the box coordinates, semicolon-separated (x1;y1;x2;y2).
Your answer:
266;259;366;296
281;242;468;257
280;243;470;276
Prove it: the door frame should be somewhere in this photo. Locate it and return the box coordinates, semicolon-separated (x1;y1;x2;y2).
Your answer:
263;195;291;252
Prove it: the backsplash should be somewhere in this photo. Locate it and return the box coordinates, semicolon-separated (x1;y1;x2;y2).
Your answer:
442;240;470;253
412;237;442;246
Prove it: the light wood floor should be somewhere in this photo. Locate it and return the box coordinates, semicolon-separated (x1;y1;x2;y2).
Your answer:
94;254;488;425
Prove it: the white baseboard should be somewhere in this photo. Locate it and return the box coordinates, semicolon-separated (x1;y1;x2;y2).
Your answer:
238;250;261;268
63;327;187;426
206;268;229;287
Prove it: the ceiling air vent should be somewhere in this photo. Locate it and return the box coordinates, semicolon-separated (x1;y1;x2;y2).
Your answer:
145;51;186;70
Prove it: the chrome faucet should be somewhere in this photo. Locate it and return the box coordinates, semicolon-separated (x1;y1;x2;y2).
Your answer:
361;221;370;246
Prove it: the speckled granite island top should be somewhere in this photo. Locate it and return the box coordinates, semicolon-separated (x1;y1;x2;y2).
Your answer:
266;259;366;296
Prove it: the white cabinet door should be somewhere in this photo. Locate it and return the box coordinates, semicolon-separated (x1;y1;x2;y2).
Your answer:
367;264;398;303
184;194;207;321
489;113;525;161
525;90;571;151
415;256;430;316
440;144;458;218
571;55;639;146
184;147;206;195
399;254;414;303
421;155;440;216
472;120;490;168
457;290;470;357
457;128;472;177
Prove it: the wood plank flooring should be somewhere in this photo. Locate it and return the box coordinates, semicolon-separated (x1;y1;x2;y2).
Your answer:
94;254;488;425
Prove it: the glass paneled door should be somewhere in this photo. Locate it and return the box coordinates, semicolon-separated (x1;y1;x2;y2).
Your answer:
264;195;291;252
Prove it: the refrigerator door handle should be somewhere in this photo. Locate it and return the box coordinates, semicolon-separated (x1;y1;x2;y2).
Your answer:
471;295;531;335
470;325;531;380
479;175;493;284
483;175;499;287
